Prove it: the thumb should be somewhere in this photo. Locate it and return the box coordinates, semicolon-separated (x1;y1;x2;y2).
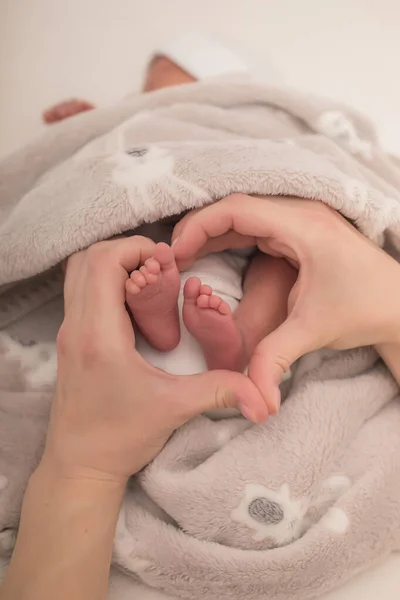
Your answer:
176;369;269;424
248;317;313;413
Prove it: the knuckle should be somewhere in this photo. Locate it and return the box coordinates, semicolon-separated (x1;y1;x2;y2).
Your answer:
252;345;292;379
86;242;109;267
79;331;108;366
224;193;248;206
59;322;104;366
86;241;106;256
56;323;101;366
214;385;232;411
273;353;292;376
130;234;149;245
309;202;341;230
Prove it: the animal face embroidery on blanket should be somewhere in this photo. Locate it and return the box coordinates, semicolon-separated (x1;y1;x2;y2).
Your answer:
231;478;351;545
248;497;284;524
126;148;149;158
315;110;373;160
231;483;308;545
111;145;173;185
108;145;210;217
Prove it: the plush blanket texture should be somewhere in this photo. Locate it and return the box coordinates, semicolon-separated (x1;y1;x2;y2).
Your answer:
1;79;400;599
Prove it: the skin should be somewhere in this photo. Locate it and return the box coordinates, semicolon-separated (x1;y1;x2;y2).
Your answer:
172;194;400;406
2;198;400;600
142;55;196;92
42;56;195;123
0;234;266;600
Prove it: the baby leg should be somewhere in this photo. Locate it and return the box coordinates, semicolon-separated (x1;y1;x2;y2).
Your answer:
183;278;247;372
183;254;297;372
234;253;298;358
126;243;181;351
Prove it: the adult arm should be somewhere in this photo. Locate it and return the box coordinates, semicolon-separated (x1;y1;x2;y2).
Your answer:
1;465;124;600
0;235;267;600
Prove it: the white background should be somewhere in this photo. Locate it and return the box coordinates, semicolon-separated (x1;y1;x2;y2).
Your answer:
1;0;400;598
1;0;400;157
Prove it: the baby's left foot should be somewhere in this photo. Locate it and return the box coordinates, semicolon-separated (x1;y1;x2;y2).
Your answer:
182;278;247;372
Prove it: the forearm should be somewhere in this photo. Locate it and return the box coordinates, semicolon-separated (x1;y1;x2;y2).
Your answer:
376;340;400;387
1;462;125;600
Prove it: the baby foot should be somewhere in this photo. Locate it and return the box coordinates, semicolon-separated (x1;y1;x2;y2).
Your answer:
126;243;180;351
42;99;95;124
182;278;247;372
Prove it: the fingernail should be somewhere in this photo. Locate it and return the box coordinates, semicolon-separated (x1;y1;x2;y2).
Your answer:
239;404;258;423
171;237;179;247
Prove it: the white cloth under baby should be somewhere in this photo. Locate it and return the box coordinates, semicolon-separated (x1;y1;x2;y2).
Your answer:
135;251;246;379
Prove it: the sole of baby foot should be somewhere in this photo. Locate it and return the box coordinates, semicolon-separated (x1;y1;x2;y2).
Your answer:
182;278;247;372
126;242;181;351
42;99;95;124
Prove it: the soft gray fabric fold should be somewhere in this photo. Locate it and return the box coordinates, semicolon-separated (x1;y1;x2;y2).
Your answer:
1;79;400;599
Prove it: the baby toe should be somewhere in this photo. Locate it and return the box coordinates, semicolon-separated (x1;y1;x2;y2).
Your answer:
218;300;231;315
131;270;147;288
126;279;141;295
209;295;222;310
183;277;201;300
154;242;175;267
144;257;161;275
140;265;159;285
146;273;158;284
197;294;211;309
199;284;212;296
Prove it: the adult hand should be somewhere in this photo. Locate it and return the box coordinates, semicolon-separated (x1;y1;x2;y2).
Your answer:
45;236;268;485
172;194;400;408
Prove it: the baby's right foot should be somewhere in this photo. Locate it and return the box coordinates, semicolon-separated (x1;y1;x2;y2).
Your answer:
126;243;181;351
182;278;247;372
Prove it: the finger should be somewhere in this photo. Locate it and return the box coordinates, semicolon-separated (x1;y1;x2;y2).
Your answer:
173;194;289;263
248;317;314;413
175;369;269;423
171;207;203;240
64;236;156;317
174;230;256;269
171;196;273;241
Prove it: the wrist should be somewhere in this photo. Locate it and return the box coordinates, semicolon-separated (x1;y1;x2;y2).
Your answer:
3;453;126;600
31;457;127;501
38;448;130;486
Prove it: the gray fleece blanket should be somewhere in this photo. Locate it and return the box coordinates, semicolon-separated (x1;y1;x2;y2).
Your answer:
1;79;400;600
